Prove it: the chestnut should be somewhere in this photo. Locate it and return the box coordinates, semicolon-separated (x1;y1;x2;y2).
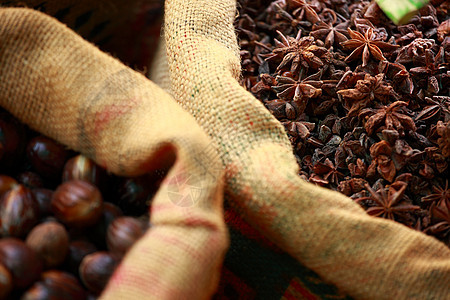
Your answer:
26;136;70;181
40;270;87;300
79;251;118;295
65;240;97;277
0;263;13;300
31;188;54;217
25;221;69;268
106;216;146;256
0;175;17;197
0;184;40;237
21;281;52;300
51;180;103;228
88;202;123;249
0;238;43;289
17;171;44;189
62;155;106;188
116;174;158;215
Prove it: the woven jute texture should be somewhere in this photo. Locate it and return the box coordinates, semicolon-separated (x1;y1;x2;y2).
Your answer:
162;0;450;299
0;7;227;299
0;1;449;300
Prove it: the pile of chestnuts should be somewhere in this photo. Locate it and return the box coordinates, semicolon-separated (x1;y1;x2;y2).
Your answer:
0;108;165;299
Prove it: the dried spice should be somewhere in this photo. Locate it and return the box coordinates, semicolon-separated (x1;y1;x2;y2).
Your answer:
273;69;322;113
341;28;399;67
265;31;330;74
355;181;420;222
237;0;450;246
337;73;397;117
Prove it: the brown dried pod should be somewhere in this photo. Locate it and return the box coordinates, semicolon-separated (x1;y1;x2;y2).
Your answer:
25;221;70;268
0;184;40;237
0;238;43;289
51;180;103;228
437;19;450;42
79;251;118;295
106;216;146;256
0;263;13;300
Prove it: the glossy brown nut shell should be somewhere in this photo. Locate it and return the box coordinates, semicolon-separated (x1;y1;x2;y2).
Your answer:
0;263;13;300
0;238;43;289
21;281;52;300
0;175;17;197
65;240;97;277
26;136;70;181
79;251;118;295
41;270;87;300
106;217;146;256
62;155;105;188
0;184;40;237
88;202;123;249
25;221;70;268
31;188;54;217
51;180;103;228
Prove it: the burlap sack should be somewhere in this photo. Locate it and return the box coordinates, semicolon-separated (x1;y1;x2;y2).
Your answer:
0;1;449;300
0;6;227;300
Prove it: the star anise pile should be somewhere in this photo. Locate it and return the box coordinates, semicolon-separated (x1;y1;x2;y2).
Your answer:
237;0;450;246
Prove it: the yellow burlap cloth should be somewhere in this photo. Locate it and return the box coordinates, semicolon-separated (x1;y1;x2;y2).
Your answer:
0;1;449;299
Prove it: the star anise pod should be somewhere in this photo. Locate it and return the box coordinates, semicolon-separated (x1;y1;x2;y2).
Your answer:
265;31;330;74
355;181;420;221
337;73;397;117
367;140;397;182
415;96;450;122
437;19;450;43
310;20;349;48
348;158;367;177
409;48;445;94
426;198;450;239
395;38;437;65
289;0;321;24
272;69;322;113
283;120;316;139
313;158;344;185
251;73;277;97
340;28;399;67
265;99;289;119
379;61;414;95
337;177;368;196
353;18;389;41
408;4;440;38
421;180;450;206
395;24;423;46
361;101;416;136
436;121;450;158
273;3;313;30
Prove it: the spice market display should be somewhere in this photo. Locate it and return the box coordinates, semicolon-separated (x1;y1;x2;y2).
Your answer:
236;0;450;246
0;0;449;299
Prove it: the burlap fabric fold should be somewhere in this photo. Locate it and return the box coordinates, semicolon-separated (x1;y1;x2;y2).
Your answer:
0;1;449;300
0;7;227;299
160;0;450;299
